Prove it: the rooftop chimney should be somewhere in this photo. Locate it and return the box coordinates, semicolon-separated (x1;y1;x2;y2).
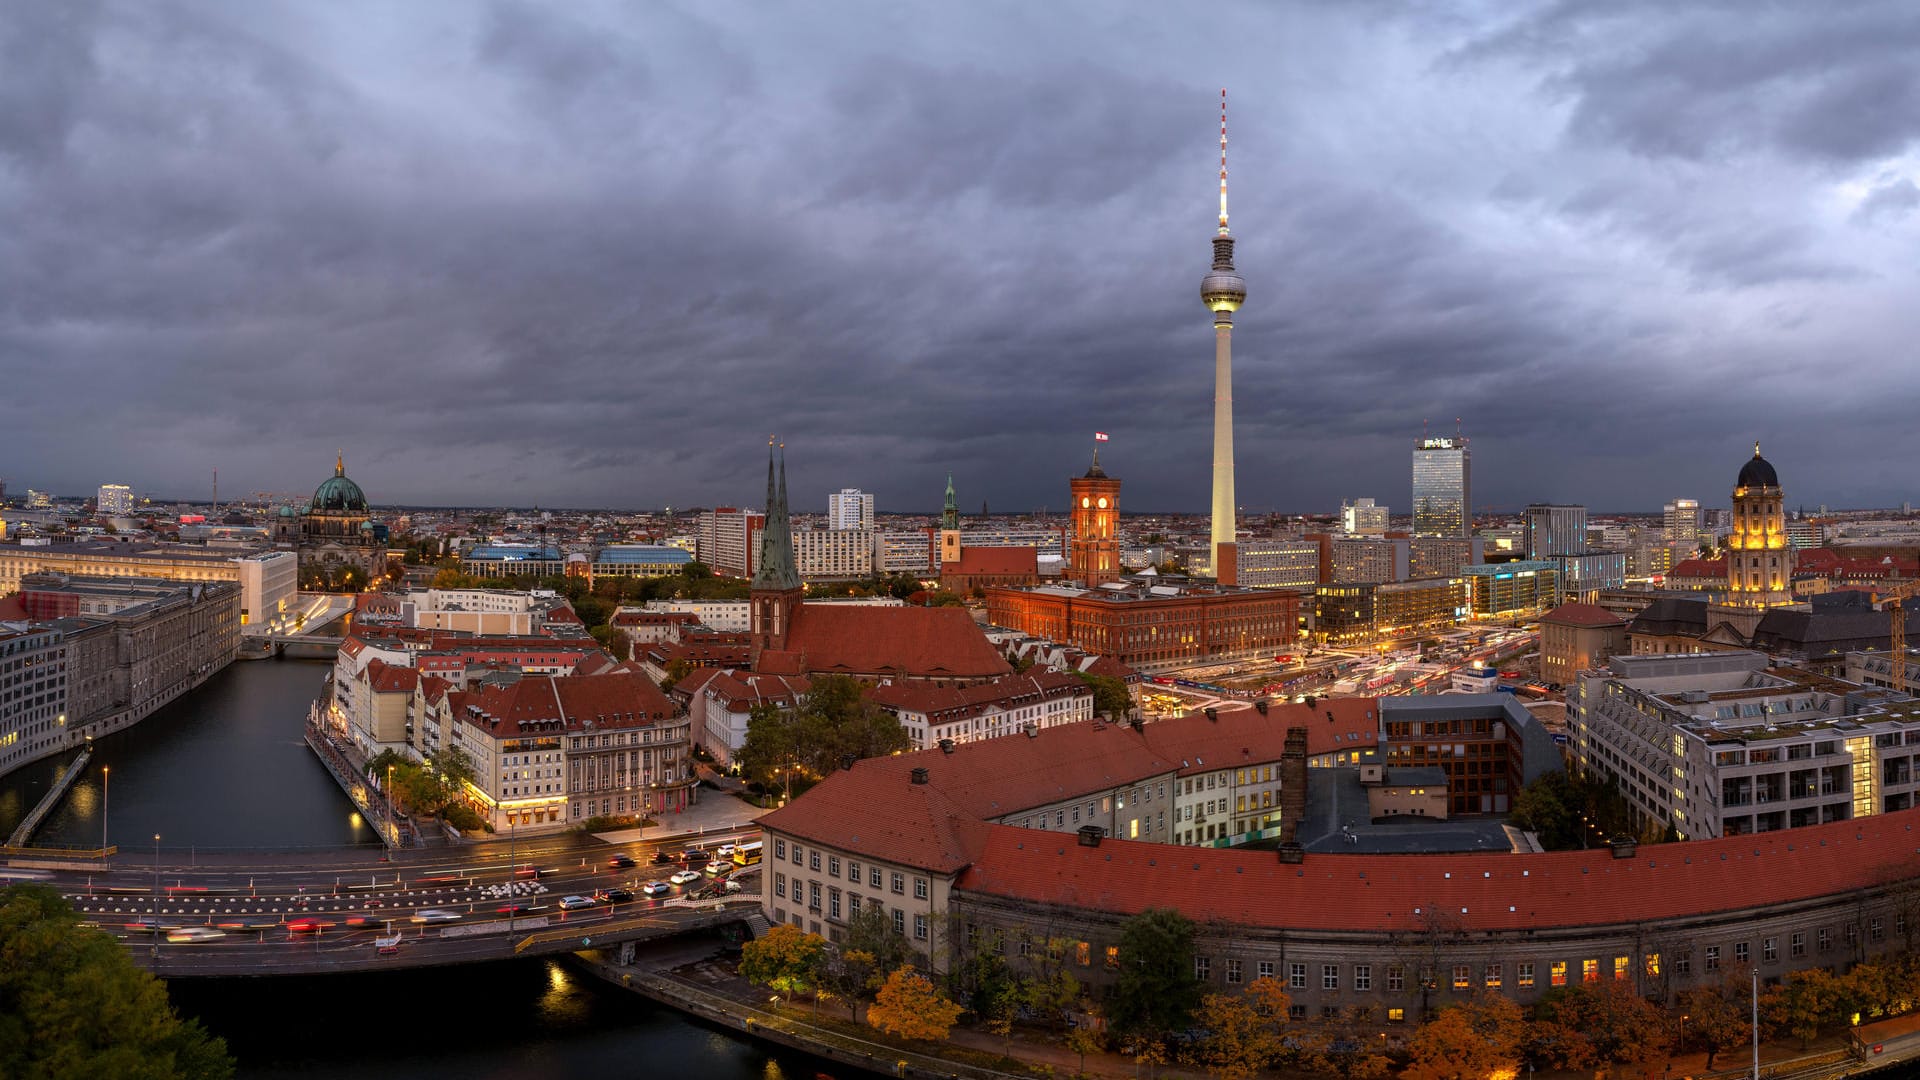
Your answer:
1608;836;1638;859
1277;842;1305;864
1205;707;1218;722
909;767;929;785
938;738;955;755
1077;825;1104;847
1254;699;1269;715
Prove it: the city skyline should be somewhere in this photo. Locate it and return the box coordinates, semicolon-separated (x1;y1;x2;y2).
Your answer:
4;5;1918;512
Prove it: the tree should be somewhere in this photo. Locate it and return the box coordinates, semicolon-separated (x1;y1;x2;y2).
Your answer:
1535;981;1669;1075
739;924;826;998
819;948;879;1020
1401;994;1525;1080
1107;908;1203;1045
1066;1019;1107;1077
1778;968;1849;1048
0;884;233;1079
1194;978;1291;1080
1074;671;1133;721
842;905;914;977
867;965;963;1042
1677;983;1747;1069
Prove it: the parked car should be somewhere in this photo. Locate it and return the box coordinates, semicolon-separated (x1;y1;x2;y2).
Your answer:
682;849;711;865
669;869;702;886
640;880;672;898
595;887;634;903
411;908;462;924
558;895;596;911
649;850;675;865
607;853;635;869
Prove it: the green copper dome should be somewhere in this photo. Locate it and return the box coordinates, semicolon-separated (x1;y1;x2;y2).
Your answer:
312;453;369;513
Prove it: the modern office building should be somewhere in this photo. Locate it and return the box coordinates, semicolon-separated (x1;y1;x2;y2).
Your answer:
696;507;765;578
589;545;695;579
1329;538;1409;584
1233;539;1322;590
0;624;69;781
1663;499;1701;546
0;542;244;595
1411;436;1471;538
1555;550;1629;603
1341;498;1388;536
1312;578;1465;645
460;545;565;578
1409;536;1484;580
230;550;298;629
1524;504;1588;559
791;528;876;580
1461;561;1559;618
827;489;875;531
96;484;133;516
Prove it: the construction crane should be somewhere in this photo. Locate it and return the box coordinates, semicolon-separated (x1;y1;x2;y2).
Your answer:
1877;580;1920;693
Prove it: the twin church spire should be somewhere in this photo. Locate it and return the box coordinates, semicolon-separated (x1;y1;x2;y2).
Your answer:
750;437;802;592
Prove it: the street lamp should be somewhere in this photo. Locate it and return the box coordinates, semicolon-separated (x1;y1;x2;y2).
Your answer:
387;763;395;845
151;833;161;958
101;766;109;862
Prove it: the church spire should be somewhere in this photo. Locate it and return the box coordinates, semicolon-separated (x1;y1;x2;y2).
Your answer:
751;438;800;592
941;474;959;531
336;450;345;477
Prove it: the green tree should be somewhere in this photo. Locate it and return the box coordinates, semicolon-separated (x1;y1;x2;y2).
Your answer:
1108;908;1203;1045
841;906;914;981
739;675;910;788
818;948;879;1020
1074;671;1133;720
0;884;233;1079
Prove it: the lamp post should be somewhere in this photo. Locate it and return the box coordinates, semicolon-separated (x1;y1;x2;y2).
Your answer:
1751;968;1760;1080
507;812;517;933
386;763;395;846
151;833;160;958
101;766;109;865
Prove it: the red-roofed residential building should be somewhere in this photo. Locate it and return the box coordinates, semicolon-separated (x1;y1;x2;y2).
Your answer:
755;604;1010;685
435;671;691;831
757;695;1920;1025
941;546;1040;595
1538;602;1628;687
869;669;1093;748
1665;557;1727;591
679;669;812;767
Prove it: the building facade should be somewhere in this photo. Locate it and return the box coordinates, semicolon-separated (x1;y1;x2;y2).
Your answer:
1069;454;1122;588
1329;538;1409;584
1409;536;1484;581
987;580;1298;668
96;484;133;516
696;508;765;579
1412;436;1470;538
1538;602;1628;687
1728;444;1791;608
827;489;875;531
1342;499;1388;536
1461;561;1560;618
869;670;1094;749
1524;504;1588;559
1234;539;1322;590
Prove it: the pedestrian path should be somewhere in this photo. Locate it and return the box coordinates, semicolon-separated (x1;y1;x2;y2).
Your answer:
591;788;768;846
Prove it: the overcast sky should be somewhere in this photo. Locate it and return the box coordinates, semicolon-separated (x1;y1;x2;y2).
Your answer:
3;2;1917;516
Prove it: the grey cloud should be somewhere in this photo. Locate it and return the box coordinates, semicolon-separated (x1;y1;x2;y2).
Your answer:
1853;173;1920;224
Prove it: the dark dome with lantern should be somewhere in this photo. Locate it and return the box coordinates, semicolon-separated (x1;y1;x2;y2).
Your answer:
1737;442;1779;490
312;453;369;513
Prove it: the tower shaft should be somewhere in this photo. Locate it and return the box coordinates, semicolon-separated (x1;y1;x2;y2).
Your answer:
1211;310;1235;565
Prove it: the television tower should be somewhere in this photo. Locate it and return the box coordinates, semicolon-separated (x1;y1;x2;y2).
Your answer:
1201;89;1247;577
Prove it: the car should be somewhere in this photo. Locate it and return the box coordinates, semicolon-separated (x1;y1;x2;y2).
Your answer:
682;848;711;865
496;902;532;915
558;895;595;910
714;843;737;859
167;926;224;943
703;861;729;877
286;919;336;934
607;853;636;869
123;918;163;932
640;880;672;898
669;869;702;886
595;887;634;903
411;908;462;924
649;850;675;865
513;865;546;879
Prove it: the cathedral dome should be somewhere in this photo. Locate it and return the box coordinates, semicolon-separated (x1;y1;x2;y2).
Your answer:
312;454;369;513
276;505;298;518
1737;443;1779;490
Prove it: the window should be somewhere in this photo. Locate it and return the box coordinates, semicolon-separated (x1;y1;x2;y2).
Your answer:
1452;965;1470;991
1324;965;1340;991
1818;928;1831;953
774;839;786;860
1257;960;1274;981
1289;1004;1307;1021
1195;956;1212;980
1551;961;1567;987
1791;932;1805;959
1582;959;1599;984
774;872;786;898
1517;963;1534;989
1613;956;1629;981
1354;964;1371;991
870;867;882;889
1106;945;1120;970
828;856;840;877
892;909;905;934
1485;963;1502;989
1734;942;1749;964
791;844;803;866
808;882;820;912
1705;946;1720;972
891;872;905;895
1289;963;1307;989
1645;953;1661;978
848;861;860;882
1074;941;1091;966
914;878;929;900
829;889;841;920
1386;1007;1405;1024
1675;951;1691;977
1387;965;1404;992
849;893;860;915
1872;918;1885;943
1226;959;1242;985
913;914;928;941
1763;938;1777;963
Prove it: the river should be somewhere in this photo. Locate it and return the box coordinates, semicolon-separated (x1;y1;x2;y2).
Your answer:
0;658;834;1079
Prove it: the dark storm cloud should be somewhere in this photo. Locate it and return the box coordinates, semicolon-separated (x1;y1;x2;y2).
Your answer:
2;1;1917;517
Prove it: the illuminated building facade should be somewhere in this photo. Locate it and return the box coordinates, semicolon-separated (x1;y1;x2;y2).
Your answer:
1312;578;1464;645
1233;539;1322;590
1069;454;1121;588
1411;436;1471;538
985;580;1298;668
96;484;133;516
1728;444;1791;607
1461;561;1559;618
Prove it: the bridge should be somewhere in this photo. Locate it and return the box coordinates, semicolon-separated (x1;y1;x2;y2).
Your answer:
7;821;764;979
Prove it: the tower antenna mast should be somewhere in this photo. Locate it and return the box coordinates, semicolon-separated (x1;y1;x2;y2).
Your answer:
1218;88;1230;235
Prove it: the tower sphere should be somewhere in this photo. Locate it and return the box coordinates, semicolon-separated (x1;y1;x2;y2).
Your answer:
1202;267;1246;312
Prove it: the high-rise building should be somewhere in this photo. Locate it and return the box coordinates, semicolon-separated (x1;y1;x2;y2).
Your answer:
97;484;133;516
1524;504;1588;559
1411;436;1470;538
1202;90;1247;578
1341;498;1388;536
827;488;874;531
1727;443;1790;608
695;507;764;579
1662;499;1701;546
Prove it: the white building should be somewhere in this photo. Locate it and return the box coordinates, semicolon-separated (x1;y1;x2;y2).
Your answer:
1341;498;1388;535
641;599;751;633
792;527;875;579
827;489;875;531
869;670;1094;749
696;508;763;578
96;484;133;516
0;624;70;780
874;530;935;575
230;550;298;631
1233;539;1321;589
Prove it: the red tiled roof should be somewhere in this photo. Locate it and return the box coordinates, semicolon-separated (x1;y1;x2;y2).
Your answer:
1541;602;1627;628
958;809;1920;932
451;671;677;737
0;595;27;621
363;659;419;694
612;611;698;627
870;670;1087;718
703;671;812;712
784;604;1010;680
1669;558;1726;578
946;547;1038;576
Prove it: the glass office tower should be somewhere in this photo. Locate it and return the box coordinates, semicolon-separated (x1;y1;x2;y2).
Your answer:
1412;437;1471;538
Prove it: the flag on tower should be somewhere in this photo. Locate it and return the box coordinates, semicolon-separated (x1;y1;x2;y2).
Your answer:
1094;432;1110;442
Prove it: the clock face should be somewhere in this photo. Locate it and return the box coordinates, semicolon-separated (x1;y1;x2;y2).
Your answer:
1081;497;1090;508
1097;497;1108;509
